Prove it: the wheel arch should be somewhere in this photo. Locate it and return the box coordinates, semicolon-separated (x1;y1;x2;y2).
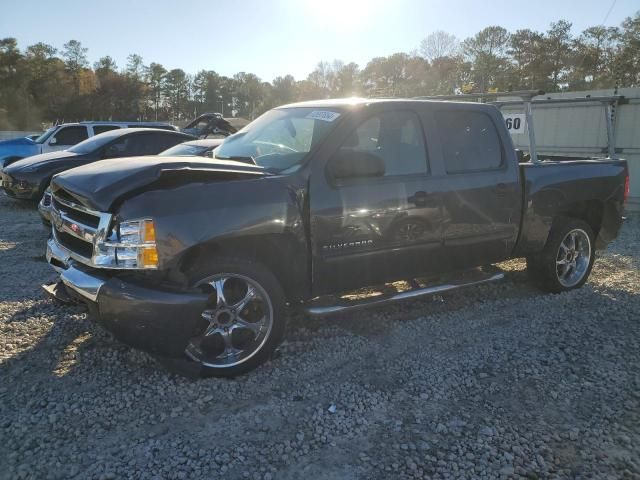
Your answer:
554;199;605;248
177;233;311;303
1;156;24;167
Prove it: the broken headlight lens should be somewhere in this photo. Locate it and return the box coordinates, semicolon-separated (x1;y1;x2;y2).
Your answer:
94;219;159;269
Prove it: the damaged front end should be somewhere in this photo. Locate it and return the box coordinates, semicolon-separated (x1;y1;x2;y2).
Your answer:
181;113;238;139
42;187;209;358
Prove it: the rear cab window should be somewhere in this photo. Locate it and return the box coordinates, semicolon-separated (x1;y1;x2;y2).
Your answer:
435;110;502;173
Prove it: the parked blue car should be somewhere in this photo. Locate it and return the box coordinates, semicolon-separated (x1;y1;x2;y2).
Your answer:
0;135;42;167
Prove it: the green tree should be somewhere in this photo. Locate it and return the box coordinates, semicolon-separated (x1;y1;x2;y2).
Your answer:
94;56;117;76
571;26;619;89
126;54;145;79
615;11;640;87
232;72;264;118
61;40;88;71
333;61;361;96
542;20;574;91
462;26;511;92
0;38;28;128
271;74;296;106
420;31;459;62
507;29;546;90
361;53;431;97
61;39;91;99
163;68;190;120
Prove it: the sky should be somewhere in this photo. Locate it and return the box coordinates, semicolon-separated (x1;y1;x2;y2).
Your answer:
1;0;637;82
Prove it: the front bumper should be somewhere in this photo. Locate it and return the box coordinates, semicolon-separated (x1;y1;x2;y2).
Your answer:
45;238;207;357
38;190;53;225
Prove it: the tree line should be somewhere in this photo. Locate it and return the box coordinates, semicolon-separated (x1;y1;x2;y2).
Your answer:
0;12;638;130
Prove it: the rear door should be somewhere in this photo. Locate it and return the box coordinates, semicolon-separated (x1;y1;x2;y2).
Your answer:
309;104;445;296
431;106;522;269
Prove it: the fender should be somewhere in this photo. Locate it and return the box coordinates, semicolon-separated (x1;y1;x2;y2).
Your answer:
116;173;311;301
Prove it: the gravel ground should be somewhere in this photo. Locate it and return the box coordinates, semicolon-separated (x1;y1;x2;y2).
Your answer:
0;193;639;480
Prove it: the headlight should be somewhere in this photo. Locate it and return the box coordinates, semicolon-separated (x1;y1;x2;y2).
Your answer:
40;188;52;207
94;219;159;269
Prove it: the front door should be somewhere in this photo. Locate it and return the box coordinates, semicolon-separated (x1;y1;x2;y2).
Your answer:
45;126;89;153
309;106;444;296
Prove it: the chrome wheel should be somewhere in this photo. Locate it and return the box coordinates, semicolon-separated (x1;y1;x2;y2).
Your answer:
185;273;273;368
555;228;591;287
395;221;425;241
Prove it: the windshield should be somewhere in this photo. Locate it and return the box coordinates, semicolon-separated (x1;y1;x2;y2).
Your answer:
34;127;57;144
160;143;210;157
68;133;120;154
214;107;341;172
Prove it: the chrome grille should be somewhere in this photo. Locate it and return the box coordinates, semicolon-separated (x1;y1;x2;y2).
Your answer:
50;190;112;265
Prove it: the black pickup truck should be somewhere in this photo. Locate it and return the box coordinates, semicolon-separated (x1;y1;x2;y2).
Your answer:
43;99;630;377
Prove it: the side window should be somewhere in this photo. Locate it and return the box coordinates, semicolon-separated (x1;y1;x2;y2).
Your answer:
93;125;121;135
119;133;178;156
152;134;185;153
435;110;502;173
103;137;130;158
53;126;89;145
338;110;428;177
121;135;153;156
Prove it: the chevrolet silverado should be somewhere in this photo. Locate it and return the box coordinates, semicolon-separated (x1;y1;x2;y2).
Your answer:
43;98;630;377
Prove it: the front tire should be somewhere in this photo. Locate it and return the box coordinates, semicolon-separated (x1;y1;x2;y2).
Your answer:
184;257;287;377
527;218;595;293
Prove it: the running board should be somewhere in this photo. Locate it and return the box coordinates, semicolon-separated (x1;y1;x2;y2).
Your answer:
304;272;504;317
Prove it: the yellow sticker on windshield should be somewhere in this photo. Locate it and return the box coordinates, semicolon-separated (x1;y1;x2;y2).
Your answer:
305;111;341;122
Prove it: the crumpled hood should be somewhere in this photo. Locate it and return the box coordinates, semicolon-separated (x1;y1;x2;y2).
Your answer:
4;150;79;173
51;155;267;211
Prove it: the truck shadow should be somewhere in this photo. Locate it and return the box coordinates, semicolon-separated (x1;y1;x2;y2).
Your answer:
1;299;163;384
2;263;637;384
288;263;536;337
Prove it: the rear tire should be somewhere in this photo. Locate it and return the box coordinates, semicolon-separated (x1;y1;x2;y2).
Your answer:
526;218;595;293
184;256;287;378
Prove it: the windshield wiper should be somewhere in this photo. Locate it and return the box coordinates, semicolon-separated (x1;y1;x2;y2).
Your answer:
215;155;256;164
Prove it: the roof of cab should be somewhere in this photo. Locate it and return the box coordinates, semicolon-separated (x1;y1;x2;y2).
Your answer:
78;121;174;126
88;127;192;140
276;97;497;111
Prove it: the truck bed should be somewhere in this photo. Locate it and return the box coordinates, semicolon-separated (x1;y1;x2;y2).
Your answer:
515;158;628;256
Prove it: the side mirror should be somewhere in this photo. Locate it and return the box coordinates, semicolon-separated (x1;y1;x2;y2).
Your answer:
49;137;57;145
205;150;214;158
327;150;385;180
